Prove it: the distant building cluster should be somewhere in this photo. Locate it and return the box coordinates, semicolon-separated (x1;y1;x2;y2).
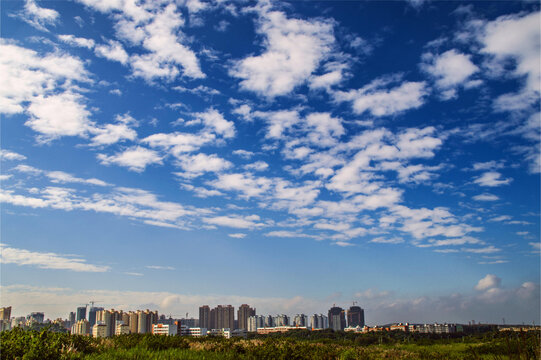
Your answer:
3;304;535;337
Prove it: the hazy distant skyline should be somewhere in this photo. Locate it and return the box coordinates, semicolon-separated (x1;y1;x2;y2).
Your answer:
1;0;539;324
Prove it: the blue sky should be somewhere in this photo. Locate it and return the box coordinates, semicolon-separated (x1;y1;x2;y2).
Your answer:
1;0;539;325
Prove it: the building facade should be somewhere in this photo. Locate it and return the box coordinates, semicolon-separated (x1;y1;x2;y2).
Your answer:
76;307;87;322
328;307;346;331
347;306;365;328
237;304;255;331
212;305;235;330
199;305;210;330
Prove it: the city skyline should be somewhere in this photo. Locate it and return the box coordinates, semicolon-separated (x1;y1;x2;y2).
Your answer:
1;0;539;325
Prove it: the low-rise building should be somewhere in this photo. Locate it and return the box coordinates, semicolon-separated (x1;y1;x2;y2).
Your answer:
208;328;246;339
181;327;207;337
152;323;177;336
256;326;307;334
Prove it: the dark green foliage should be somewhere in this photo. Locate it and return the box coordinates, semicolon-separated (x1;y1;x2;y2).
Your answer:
1;328;539;360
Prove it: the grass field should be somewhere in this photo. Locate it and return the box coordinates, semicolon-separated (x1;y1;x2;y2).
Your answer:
1;327;539;359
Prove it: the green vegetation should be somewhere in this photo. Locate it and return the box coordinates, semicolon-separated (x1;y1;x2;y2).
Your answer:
1;327;539;359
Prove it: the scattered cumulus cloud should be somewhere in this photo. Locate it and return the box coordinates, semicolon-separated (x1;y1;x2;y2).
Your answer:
0;243;109;272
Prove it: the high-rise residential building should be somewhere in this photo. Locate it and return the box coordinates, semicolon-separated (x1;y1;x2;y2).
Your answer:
237;304;255;330
72;319;91;335
0;307;11;321
11;317;26;328
88;307;104;328
69;312;76;325
347;306;365;328
92;323;108;338
138;311;149;334
115;322;130;335
328;307;346;331
181;318;198;327
265;315;274;327
247;315;265;332
293;314;308;327
76;307;87;322
128;312;138;334
199;305;210;330
96;309;124;337
212;305;235;330
28;312;44;324
0;307;12;332
136;309;158;334
273;314;289;326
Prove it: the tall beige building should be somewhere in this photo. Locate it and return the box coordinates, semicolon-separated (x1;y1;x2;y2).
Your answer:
96;309;123;337
92;323;108;338
72;319;91;335
128;312;138;334
0;306;11;331
237;304;255;331
136;309;158;334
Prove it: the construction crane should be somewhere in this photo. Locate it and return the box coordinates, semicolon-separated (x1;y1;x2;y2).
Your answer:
88;300;103;309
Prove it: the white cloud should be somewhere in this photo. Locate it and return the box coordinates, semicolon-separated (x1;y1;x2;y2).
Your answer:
0;150;26;161
124;272;144;276
421;49;479;100
193;108;235;138
173;153;232;178
20;0;59;31
228;233;246;239
1;184;203;231
472;193;499;201
98;146;163;172
13;165;109;186
203;215;264;229
78;1;204;81
264;230;317;239
25;92;92;140
142;131;216;156
304;112;344;147
94;40;129;64
474;171;512;187
472;160;504;171
428;236;484;247
0;243;109;272
180;183;224;198
58;34;95;49
370;237;404;244
244;161;268;172
479;11;540;96
475;274;501;291
489;215;512;222
0;175;12;181
253;110;300;139
146;265;175;270
334;76;427;116
46;171;109;187
209;172;272;199
232;149;254;159
230;7;335;97
173;85;220;96
529;242;541;253
89;114;138;146
309;61;348;91
0;40;89;110
463;246;501;254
